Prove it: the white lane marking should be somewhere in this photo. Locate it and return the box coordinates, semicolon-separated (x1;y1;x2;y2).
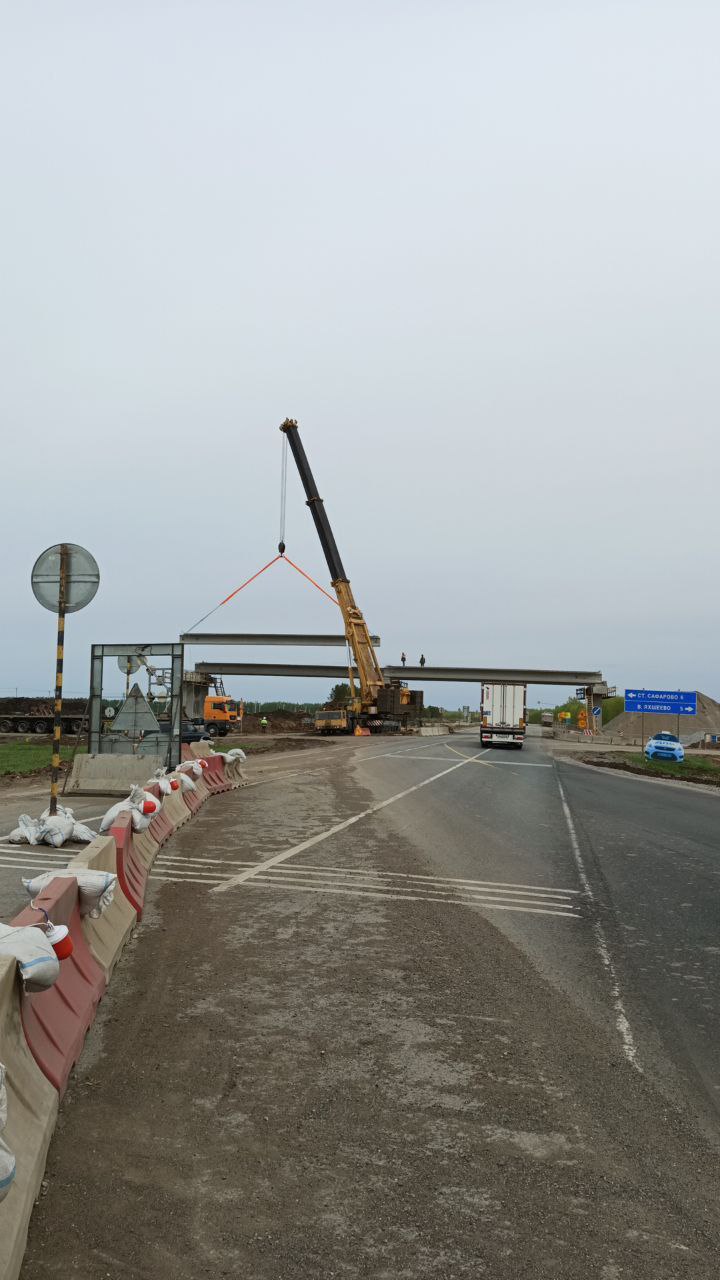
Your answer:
250;871;579;912
151;874;224;885
357;750;450;762
265;864;579;899
485;761;552;768
0;847;69;860
156;854;256;867
214;751;488;893
150;870;579;917
359;741;455;761
556;775;641;1072
248;878;580;917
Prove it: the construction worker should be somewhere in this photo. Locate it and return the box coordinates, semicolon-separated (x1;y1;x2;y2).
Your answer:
401;652;407;667
260;715;268;733
419;654;426;668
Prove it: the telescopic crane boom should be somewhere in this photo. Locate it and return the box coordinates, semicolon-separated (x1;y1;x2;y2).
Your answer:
279;418;385;715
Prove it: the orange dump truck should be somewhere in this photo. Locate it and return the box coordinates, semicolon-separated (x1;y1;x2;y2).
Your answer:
202;696;238;736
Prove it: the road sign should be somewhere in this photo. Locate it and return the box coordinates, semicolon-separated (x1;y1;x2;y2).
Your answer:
31;542;99;816
576;687;586;699
624;689;697;715
31;543;99;613
592;706;601;717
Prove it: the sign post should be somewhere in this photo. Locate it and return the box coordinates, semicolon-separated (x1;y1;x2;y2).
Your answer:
31;543;99;815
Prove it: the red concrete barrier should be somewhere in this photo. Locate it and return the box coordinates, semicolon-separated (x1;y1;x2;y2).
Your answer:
110;811;150;919
11;878;106;1098
180;781;203;814
197;754;231;794
144;782;176;845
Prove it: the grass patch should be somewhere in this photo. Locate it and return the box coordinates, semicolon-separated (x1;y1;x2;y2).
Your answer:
626;753;720;778
583;751;720;786
601;696;625;725
0;741;85;778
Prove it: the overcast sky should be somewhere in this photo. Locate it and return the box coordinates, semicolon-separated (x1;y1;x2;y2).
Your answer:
1;1;717;711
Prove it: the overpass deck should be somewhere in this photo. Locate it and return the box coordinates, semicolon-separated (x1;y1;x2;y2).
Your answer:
193;662;603;686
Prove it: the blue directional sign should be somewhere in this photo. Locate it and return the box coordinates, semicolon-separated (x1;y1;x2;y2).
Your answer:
592;706;601;717
624;689;697;715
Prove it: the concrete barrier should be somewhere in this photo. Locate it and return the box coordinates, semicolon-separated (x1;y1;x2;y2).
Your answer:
176;776;204;815
0;956;59;1280
66;837;137;981
191;749;233;794
143;783;176;846
66;752;165;795
181;746;224;794
11;879;106;1097
110;812;151;917
156;777;193;829
418;726;451;736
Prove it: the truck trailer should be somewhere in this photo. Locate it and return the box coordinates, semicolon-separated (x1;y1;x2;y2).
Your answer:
0;697;88;736
480;684;526;748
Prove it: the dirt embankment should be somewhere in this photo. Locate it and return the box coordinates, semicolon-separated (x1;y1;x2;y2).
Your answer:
602;691;720;742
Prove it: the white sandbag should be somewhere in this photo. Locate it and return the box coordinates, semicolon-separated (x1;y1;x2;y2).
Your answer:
150;775;181;796
39;806;96;844
0;1063;7;1131
173;771;196;793
22;870;116;919
9;804;95;847
0;1136;14;1203
37;814;75;848
8;815;43;845
66;821;96;843
0;924;59;992
177;760;203;779
211;748;247;763
0;1062;13;1202
99;785;161;834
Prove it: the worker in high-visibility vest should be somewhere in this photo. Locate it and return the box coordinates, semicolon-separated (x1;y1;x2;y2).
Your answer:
260;716;268;733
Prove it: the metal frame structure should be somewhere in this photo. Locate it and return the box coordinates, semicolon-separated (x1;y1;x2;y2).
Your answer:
89;643;184;769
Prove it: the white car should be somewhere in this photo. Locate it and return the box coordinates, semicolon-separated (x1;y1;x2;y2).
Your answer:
645;731;684;763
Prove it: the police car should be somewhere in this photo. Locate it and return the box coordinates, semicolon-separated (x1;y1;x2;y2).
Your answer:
644;731;684;762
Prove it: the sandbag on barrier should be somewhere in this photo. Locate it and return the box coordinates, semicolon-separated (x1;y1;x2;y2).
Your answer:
156;778;192;829
0;956;59;1280
11;879;106;1097
178;774;203;815
67;837;137;980
179;753;212;805
143;782;177;846
109;811;151;917
187;744;232;794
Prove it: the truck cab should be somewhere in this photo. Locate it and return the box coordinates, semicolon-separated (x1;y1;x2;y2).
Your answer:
315;708;352;734
203;696;238;736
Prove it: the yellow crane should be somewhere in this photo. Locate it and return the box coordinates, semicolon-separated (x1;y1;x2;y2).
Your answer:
280;418;419;733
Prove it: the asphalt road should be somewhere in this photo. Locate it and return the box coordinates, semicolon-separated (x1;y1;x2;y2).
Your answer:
20;734;720;1278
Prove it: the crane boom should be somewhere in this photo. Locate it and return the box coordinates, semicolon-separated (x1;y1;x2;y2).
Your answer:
279;418;386;711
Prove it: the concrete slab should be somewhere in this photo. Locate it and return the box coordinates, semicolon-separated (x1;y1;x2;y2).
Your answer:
66;753;165;795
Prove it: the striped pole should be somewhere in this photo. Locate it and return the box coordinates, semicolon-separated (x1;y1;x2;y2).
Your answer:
48;544;69;816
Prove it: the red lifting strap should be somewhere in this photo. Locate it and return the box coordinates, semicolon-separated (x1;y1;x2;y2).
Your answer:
184;553;339;635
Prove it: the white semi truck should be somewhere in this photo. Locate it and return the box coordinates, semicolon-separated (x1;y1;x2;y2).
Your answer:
480;683;526;748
